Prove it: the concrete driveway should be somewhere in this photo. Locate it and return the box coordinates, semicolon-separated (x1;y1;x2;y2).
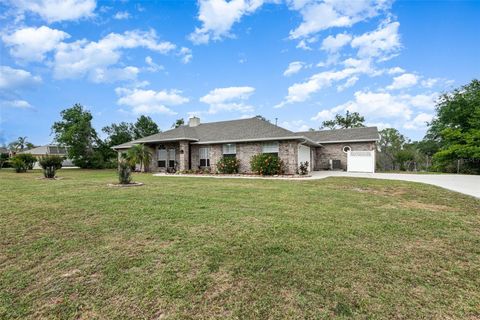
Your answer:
311;171;480;198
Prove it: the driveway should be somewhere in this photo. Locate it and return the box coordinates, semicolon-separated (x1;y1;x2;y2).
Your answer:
311;171;480;199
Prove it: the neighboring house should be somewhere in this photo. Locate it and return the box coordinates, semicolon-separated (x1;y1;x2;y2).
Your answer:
19;145;75;169
0;147;9;156
113;117;379;174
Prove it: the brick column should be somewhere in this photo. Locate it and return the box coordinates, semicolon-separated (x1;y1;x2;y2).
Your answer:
178;140;189;171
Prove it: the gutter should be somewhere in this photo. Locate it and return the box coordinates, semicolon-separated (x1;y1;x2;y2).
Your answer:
192;136;321;147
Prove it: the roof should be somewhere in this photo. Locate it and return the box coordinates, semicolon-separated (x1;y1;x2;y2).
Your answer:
0;147;8;154
296;127;380;143
19;145;67;155
113;117;321;149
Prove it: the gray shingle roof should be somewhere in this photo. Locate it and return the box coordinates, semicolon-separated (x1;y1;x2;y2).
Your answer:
113;117;315;149
112;118;379;149
296;127;379;143
19;145;67;155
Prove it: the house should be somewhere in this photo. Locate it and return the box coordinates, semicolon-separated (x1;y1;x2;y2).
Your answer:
113;117;379;174
18;145;75;169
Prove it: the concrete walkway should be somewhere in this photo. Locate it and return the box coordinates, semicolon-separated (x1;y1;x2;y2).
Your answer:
154;171;480;198
310;171;480;199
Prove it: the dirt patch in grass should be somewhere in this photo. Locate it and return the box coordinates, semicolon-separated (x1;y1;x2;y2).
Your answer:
400;200;453;212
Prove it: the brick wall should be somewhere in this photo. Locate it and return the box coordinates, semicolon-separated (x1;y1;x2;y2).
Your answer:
314;141;376;170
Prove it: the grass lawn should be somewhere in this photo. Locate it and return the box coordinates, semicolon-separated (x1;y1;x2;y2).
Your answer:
1;169;479;319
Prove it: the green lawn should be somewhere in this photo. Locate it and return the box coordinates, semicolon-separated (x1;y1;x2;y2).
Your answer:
1;169;479;319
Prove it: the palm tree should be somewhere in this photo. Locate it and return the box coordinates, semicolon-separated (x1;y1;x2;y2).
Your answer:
126;144;152;172
10;136;30;151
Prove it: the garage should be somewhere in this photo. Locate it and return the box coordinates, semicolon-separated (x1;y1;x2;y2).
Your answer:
347;150;375;173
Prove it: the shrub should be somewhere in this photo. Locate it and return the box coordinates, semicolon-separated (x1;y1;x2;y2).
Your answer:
118;159;132;184
298;161;309;175
39;155;63;178
0;154;9;169
217;157;240;174
250;153;285;176
10;154;36;172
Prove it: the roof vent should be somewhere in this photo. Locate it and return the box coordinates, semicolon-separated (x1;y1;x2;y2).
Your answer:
188;116;200;127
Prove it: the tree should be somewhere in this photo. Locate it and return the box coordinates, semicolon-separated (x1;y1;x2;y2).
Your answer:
378;128;407;171
102;122;134;146
321;111;365;129
133;116;159;139
9;136;32;151
427;79;480;172
172;118;185;128
126;144;152;172
52;104;99;168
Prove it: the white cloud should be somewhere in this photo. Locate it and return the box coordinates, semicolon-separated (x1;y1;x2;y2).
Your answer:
351;21;401;59
179;47;193;64
337;76;359;91
387;66;405;74
289;0;390;39
402;93;438;110
114;11;130;20
145;56;164;72
189;0;265;44
53;30;176;80
276;58;374;107
200;86;255;114
386;73;418;90
0;66;42;90
283;61;305;76
0;99;32;109
280;120;310;132
321;33;352;52
2;26;70;62
115;87;189;114
365;121;392;130
403;112;433;130
90;66;139;83
13;0;96;23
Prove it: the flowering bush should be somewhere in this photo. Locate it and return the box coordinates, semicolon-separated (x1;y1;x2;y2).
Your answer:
217;157;240;174
250;153;285;175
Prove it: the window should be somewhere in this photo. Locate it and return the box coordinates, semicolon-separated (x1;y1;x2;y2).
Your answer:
168;148;176;168
222;143;236;157
262;141;279;155
158;147;167;168
343;146;351;153
199;147;210;167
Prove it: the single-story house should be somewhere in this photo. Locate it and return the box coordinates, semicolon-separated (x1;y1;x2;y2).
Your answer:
113;117;379;174
19;145;75;169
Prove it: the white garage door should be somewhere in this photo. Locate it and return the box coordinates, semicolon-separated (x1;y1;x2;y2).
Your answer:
347;150;375;173
298;144;311;172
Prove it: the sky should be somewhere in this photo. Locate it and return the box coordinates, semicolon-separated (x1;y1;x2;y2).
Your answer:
0;0;479;146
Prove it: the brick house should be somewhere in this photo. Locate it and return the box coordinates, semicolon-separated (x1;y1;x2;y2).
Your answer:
113;117;379;174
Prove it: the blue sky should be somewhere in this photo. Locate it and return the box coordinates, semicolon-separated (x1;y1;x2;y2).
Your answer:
1;0;479;146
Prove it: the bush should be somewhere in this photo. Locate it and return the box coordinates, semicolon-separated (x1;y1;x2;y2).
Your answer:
10;154;36;172
39;155;63;178
118;159;132;184
0;154;9;169
250;153;285;176
298;161;309;175
217;157;240;174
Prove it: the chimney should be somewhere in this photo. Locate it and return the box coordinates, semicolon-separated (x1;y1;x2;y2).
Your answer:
188;116;200;127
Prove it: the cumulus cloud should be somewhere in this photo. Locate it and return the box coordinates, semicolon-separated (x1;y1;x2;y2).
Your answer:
13;0;96;23
179;47;193;64
351;21;401;59
289;0;390;39
189;0;265;44
321;33;352;52
52;30;175;81
280;120;311;132
2;26;70;62
387;66;405;74
115;87;189;114
0;66;42;90
403;112;433;130
386;73;418;90
200;86;255;114
114;11;130;20
283;61;305;76
276;58;374;107
145;56;164;72
0;99;32;109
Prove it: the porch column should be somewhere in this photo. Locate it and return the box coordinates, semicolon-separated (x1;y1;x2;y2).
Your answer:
178;140;189;171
